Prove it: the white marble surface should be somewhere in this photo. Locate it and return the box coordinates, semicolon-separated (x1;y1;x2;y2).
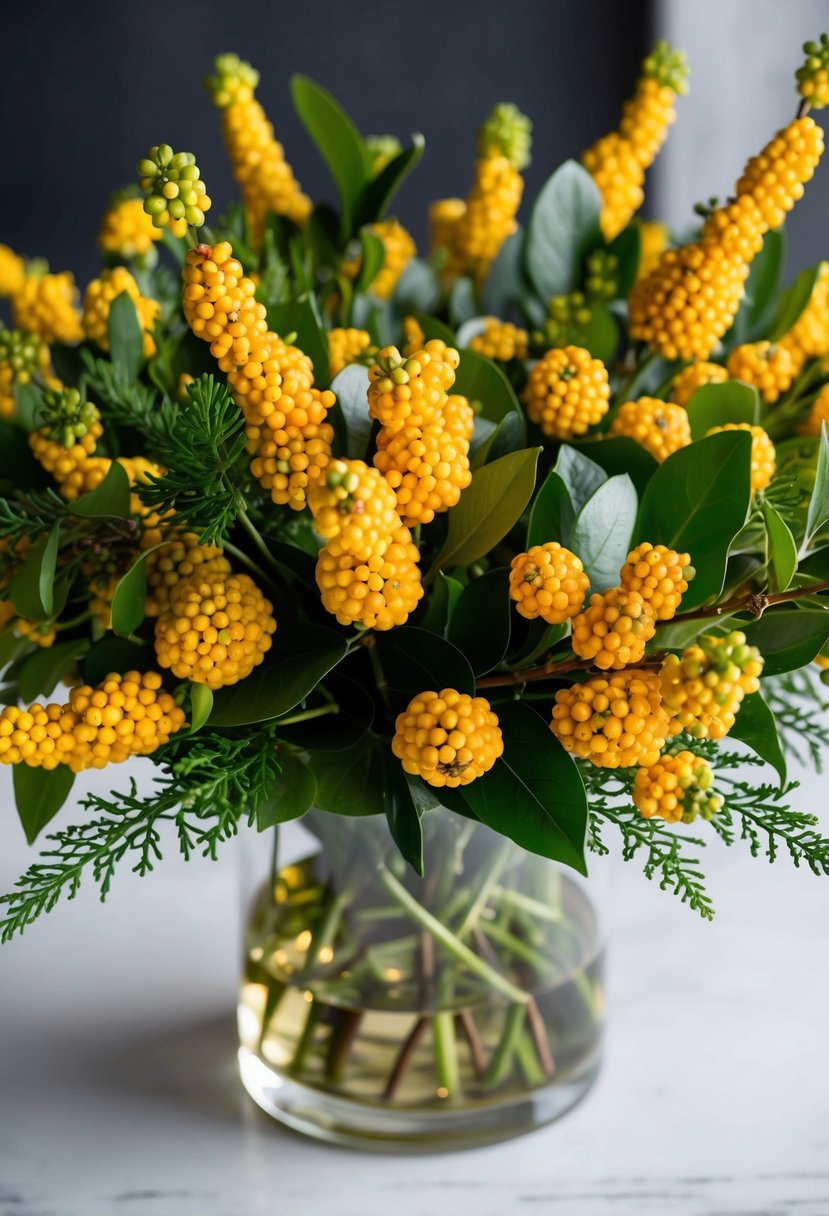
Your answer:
1;756;828;1216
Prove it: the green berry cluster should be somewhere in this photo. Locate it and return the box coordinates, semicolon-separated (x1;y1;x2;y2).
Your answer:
38;387;100;448
0;328;41;379
136;145;212;230
479;103;533;170
643;39;690;93
584;250;619;301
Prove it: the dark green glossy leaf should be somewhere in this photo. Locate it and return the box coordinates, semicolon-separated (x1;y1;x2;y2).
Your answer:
571;474;638;592
10;522;60;620
805;422;829;544
68;460;132;519
572;436;659;497
730;228;786;344
636;430;752;609
471;411;526;467
312;735;386;816
110;546;159;638
685;381;760;439
14;382;43;432
730;690;787;785
209;623;349;726
418;572;463;635
744;607;829;675
355;229;386;295
554;445;607;511
769;262;822;341
331;364;372;460
277;673;374;752
463;701;588;873
291;75;371;235
762;500;798;594
383;750;424;875
14;764;75;844
268;295;330;388
527;470;575;547
17;638;89;703
523;160;602;302
481;229;526;317
578;304;620;363
358;134;425;225
189;683;213;733
447;569;511;675
609;224;642;297
107;291;144;379
375;626;475;707
428;447;540;578
257;752;317;829
80;635;155;684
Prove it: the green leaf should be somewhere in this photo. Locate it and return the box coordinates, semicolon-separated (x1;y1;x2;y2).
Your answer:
290;75;371;235
110;546;158;638
17;638;89;703
67;459;132;519
209;623;349;726
447;569;511;675
636;430;752;609
652;613;736;652
312;735;386;817
355;228;386;295
471;411;526;467
375;626;475;708
80;635;155;685
730;228;786;344
609;224;642;297
578;304;620;364
189;683;213;733
107;291;144;379
13;764;75;845
572;437;659;497
419;572;463;634
571;474;638;592
428;447;540;579
480;230;526;316
685;381;760;439
393;259;441;315
268;295;330;388
383;751;424;875
769;262;823;342
523;160;602;302
10;522;60;620
331;363;372;460
451;345;525;430
554;445;607;511
0;420;47;483
257;752;317;829
527;470;575;547
277;674;375;752
463;702;588;873
358;134;425;225
14;381;43;431
762;500;798;594
805;422;829;544
729;690;787;785
744;607;829;676
448;277;478;326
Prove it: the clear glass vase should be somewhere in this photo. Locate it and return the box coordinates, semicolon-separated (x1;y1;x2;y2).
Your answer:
237;809;607;1151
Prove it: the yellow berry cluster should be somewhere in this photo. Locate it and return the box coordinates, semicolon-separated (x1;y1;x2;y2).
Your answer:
633;750;721;823
82;267;160;359
670;361;729;407
182;242;268;369
0;672;185;772
316;522;423;630
206;53;310;243
309;458;402;558
660;631;764;739
352;219;416;299
571;587;656;670
726;341;796;403
99;197;163;260
610;396;691;462
11;271;83;345
469;317;529;362
800;383;829;436
706;423;776;493
367;341;459;430
550;669;669;768
509;544;589;624
392;688;504;788
780;263;829;367
154;571;276;689
619;543;694;620
142;532;232;617
522;345;611;440
28;390;104;493
0;244;26;298
328;327;375;378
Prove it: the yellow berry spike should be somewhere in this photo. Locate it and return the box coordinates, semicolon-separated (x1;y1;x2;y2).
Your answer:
478;102;532;170
797;36;829;111
205;52;260;108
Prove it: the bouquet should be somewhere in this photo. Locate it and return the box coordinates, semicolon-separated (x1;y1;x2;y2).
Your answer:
3;36;829;949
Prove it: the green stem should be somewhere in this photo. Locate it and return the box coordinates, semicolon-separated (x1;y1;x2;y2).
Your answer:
456;839;516;939
375;864;530;1005
276;703;339;728
432;1011;461;1097
222;537;279;589
480;918;551;974
290;997;323;1076
492;885;564;924
301;889;350;976
236;506;284;575
482;1004;527;1089
615;349;658;403
515;1029;546;1087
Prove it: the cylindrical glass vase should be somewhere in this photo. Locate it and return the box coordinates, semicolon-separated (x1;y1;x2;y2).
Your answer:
237;809;607;1151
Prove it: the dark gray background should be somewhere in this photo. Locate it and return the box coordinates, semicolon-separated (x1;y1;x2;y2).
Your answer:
1;0;647;281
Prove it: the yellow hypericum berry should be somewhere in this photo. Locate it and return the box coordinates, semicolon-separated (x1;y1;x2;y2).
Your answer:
82;266;160;359
367;342;460;430
780;263;829;366
182;242;267;369
660;631;764;740
571;587;656;670
637;222;669;279
373;421;471;525
633;750;721;824
797;37;829;109
227;329;315;422
28;389;104;492
316;523;423;630
154;572;276;689
469;317;529;362
610;397;691;462
359;219;416;299
453;153;524;282
523;345;610;440
143;533;232;617
0;245;26;298
12;271;83;345
206;53;310;242
99;197;163;259
509;544;589;624
248;387;336;511
706;422;776;493
736;116;824;233
402;315;426;357
726;341;796;404
443;393;476;446
391;688;504;788
308;458;402;561
670;361;729;407
429;197;467;272
799;383;829;435
550;669;669;768
328;327;375;378
628;239;750;361
583;133;646;243
13;618;57;649
700;194;767;262
619;543;694;621
136;144;212;230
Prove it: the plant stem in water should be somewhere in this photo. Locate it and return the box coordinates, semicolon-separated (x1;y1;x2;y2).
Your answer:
433;1011;461;1098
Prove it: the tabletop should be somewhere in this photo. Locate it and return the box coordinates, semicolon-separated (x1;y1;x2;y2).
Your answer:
1;752;828;1216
